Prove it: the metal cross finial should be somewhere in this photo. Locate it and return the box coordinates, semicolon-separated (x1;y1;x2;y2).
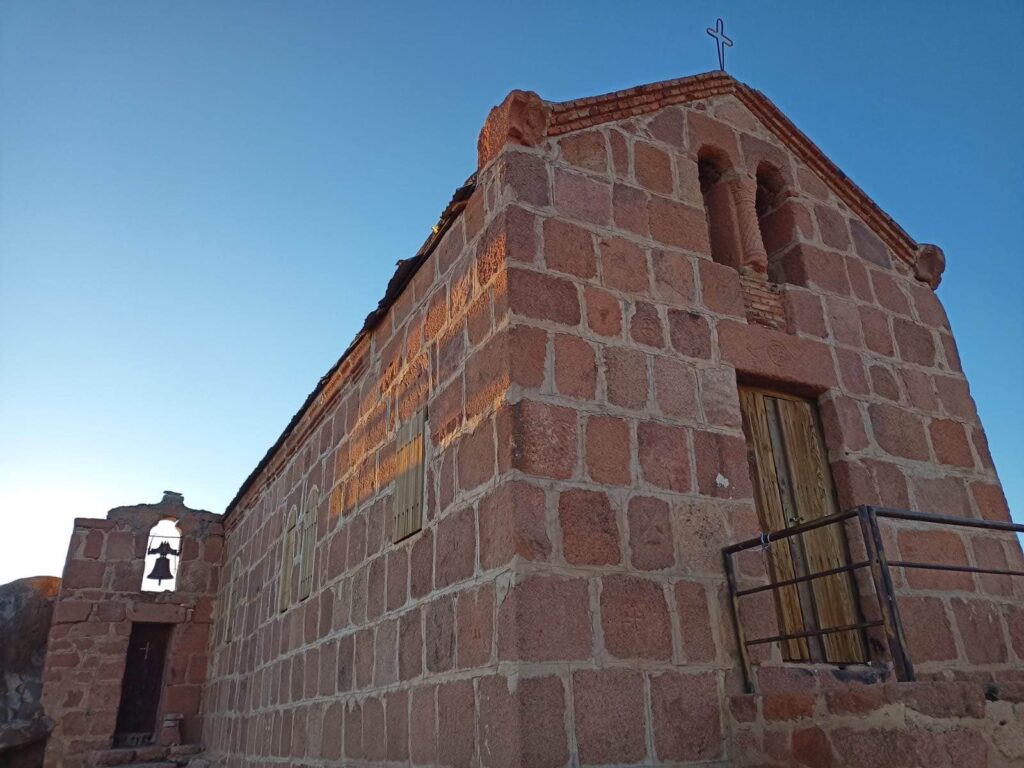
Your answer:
706;18;733;71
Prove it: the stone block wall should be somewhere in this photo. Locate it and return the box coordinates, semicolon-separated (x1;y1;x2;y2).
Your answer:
201;75;1021;767
40;494;222;768
729;679;1024;767
463;88;1018;763
202;139;530;766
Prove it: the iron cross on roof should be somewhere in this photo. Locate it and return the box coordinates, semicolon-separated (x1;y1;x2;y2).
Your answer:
706;18;733;71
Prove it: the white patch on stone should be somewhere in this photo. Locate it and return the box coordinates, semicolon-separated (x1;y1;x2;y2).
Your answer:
716;473;730;489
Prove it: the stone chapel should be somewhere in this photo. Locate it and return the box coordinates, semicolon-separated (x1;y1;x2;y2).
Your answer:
31;71;1024;768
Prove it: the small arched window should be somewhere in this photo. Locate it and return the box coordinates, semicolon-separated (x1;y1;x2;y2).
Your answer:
298;486;319;601
142;518;181;592
698;148;744;271
755;162;792;271
278;505;298;612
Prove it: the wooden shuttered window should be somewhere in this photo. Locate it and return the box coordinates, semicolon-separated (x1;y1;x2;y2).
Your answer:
739;387;866;664
393;408;427;543
279;505;298;613
298;487;319;601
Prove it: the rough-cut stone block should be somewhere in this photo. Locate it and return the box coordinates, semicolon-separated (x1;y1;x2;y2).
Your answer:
928;418;974;468
952;598;1008;664
558;130;608;174
435;506;476;588
543;218;596;279
628;496;674;571
894;317;936;366
612;183;649;238
583;286;622;338
554;333;597;399
478;674;568;768
699;258;745;317
653;356;699;422
585;415;632;486
603;345;649;410
425;595;455;674
505;400;577;480
718;320;837;390
456;582;493;669
437;679;476;768
693;430;752;499
559;489;621;566
600;235;648;294
651;249;695;305
651;671;721;761
675;580;716;663
900;596;958;663
649;196;710;254
667;308;712;359
572;668;646;764
850;219;891;268
600;575;672;660
868;403;929;461
637;421;690;493
554;168;611;226
478;481;550;569
628;301;665;348
498;575;592;662
507;267;581;326
634;141;673;195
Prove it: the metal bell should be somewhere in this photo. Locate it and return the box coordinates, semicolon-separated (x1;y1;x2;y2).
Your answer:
146;541;179;585
147;556;174;583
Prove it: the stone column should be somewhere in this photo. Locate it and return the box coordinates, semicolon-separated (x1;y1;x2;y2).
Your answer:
727;173;769;277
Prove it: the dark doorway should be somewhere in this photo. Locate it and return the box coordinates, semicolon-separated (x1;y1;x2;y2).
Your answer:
114;622;172;746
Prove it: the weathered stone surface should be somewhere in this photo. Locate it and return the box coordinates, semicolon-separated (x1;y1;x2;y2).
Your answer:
1;576;60;715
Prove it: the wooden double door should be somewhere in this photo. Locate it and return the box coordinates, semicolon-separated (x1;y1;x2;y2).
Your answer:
114;622;172;745
739;387;866;664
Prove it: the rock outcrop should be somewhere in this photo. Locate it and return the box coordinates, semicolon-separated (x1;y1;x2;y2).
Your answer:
0;575;60;767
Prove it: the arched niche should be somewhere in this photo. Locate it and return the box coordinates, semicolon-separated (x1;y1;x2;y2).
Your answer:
755;161;793;272
698;146;745;272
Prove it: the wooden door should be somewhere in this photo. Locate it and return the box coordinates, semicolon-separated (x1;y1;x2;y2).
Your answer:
114;622;172;744
739;387;866;663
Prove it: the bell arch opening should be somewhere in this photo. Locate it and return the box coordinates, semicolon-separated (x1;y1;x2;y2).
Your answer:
755;161;792;273
698;146;743;271
141;518;182;592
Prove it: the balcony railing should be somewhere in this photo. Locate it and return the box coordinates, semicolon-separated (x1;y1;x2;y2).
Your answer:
722;505;1024;693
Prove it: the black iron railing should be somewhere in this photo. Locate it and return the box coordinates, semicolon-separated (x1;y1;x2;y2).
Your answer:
723;505;1024;693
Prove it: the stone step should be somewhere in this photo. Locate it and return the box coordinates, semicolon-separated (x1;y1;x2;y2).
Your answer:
92;743;205;767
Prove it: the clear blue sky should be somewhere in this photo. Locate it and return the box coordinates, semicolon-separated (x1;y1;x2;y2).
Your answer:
1;1;1021;583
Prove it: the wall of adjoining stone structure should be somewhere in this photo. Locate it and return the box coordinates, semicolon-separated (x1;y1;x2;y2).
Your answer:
40;494;222;768
202;79;1021;768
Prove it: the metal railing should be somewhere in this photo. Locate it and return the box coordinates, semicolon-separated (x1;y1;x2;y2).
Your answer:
723;505;1024;693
